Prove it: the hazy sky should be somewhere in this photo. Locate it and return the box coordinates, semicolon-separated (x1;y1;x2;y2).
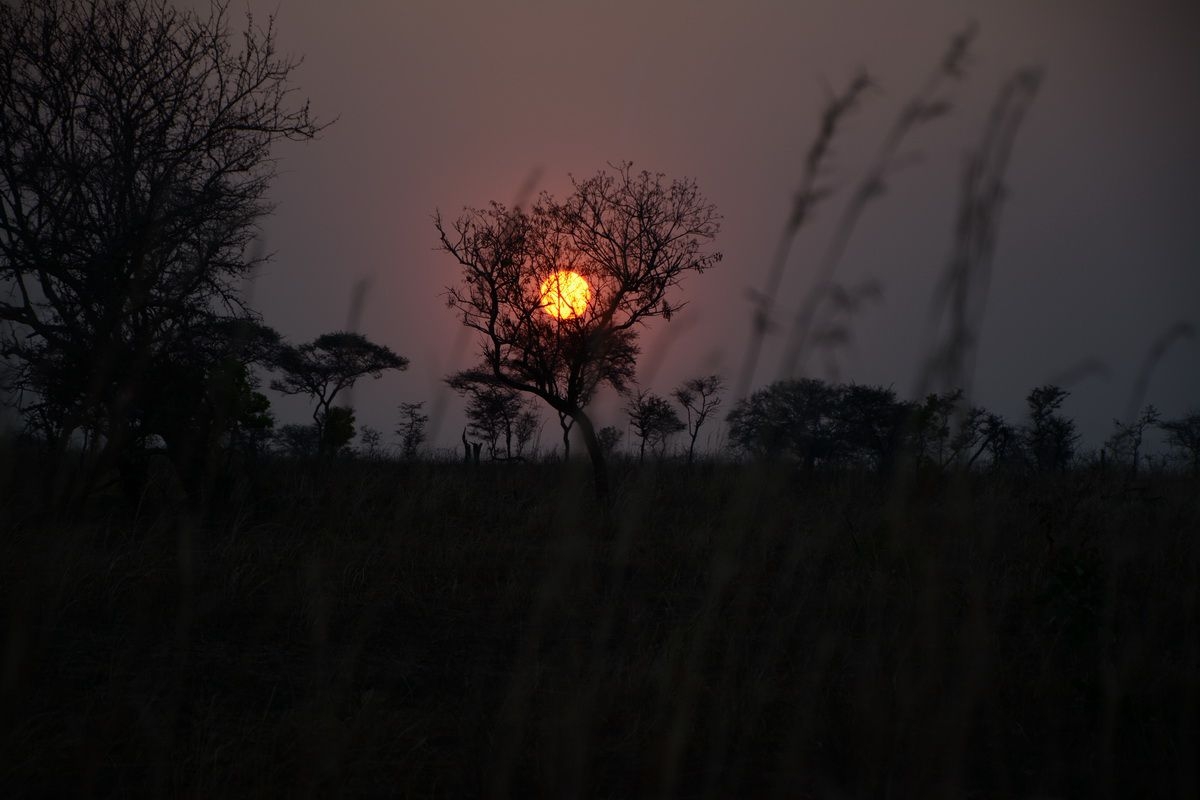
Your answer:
197;0;1200;454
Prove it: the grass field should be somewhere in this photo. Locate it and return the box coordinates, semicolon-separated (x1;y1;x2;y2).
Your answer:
2;457;1196;798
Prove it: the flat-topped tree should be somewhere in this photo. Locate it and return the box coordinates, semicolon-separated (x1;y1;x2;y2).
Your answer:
271;332;408;457
437;163;721;497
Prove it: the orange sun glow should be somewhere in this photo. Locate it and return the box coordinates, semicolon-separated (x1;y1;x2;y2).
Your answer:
538;270;591;319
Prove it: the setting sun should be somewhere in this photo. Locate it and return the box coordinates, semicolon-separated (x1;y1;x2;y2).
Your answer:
538;270;591;319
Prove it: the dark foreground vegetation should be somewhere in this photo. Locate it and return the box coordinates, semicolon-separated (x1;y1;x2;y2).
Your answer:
2;457;1196;798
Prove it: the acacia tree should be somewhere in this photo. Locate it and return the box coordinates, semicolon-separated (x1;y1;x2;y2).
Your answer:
626;389;686;463
672;374;725;464
437;164;721;496
271;332;407;456
0;0;323;493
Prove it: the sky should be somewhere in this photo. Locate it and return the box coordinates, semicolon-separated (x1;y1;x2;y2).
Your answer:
191;0;1200;455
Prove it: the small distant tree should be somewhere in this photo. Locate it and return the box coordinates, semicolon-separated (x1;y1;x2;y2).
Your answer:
1105;405;1160;475
397;402;429;461
513;402;540;458
1159;411;1200;475
672;375;725;464
626;390;685;463
275;423;318;458
272;332;408;456
909;389;964;468
358;425;383;459
437;163;721;496
981;412;1020;469
946;405;985;467
596;425;623;457
1024;385;1078;472
449;377;530;460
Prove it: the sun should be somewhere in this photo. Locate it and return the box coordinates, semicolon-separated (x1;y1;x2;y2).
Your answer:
538;270;591;319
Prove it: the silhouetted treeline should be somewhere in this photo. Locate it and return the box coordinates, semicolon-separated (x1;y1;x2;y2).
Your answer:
727;379;1197;476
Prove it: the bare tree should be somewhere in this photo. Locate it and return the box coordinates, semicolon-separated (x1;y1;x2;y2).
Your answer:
1105;405;1160;475
980;412;1019;469
358;425;383;459
0;0;324;496
513;402;540;459
1160;411;1200;475
672;375;725;464
626;389;685;463
448;377;528;460
437;163;721;497
271;332;407;456
396;401;429;461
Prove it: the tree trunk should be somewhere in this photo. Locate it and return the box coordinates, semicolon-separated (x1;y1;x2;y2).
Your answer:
572;409;609;501
558;412;572;460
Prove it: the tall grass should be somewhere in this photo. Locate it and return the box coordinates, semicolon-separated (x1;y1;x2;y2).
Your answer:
1;457;1196;797
3;19;1197;800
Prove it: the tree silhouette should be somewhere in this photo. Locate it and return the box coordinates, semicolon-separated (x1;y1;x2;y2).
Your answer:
727;379;841;467
271;332;407;457
626;389;685;463
320;406;356;457
0;0;323;495
1023;385;1078;472
448;377;537;460
834;383;910;473
437;163;721;496
396;402;429;461
1158;411;1200;476
133;318;280;496
556;411;576;461
512;405;540;459
909;389;964;468
672;375;725;464
1105;405;1160;475
596;425;623;457
357;426;383;459
274;423;318;458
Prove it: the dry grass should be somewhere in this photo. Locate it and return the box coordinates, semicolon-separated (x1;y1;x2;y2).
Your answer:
2;458;1196;798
